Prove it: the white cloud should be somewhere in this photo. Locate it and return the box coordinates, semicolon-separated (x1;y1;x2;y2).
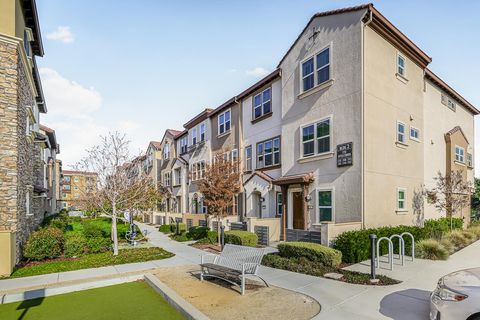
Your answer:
46;26;74;43
39;68;101;119
118;120;139;132
246;67;270;78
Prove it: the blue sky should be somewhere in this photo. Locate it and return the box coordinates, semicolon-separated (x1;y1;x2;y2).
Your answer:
36;0;480;169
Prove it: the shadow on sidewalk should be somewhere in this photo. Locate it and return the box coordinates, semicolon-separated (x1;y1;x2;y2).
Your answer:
379;288;430;320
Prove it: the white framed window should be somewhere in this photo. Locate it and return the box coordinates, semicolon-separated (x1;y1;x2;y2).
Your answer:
301;46;331;93
410;127;420;141
163;143;170;159
218;110;231;135
190;161;205;181
253;87;272;120
467;153;473;167
397;53;406;77
191;127;197;145
447;98;456;111
164;172;171;186
180;136;188;154
276;192;283;217
301;117;331;157
200;123;206;142
174;168;182;185
74;177;79;182
397;121;406;144
318;189;333;222
231;149;238;162
245;146;252;172
397;188;406;211
256;137;280;168
455;146;465;163
26;191;31;216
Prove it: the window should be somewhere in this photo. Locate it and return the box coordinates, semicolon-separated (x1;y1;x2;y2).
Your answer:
397;53;406;77
191;161;205;181
253;88;272;120
74;186;78;190
192;127;197;145
74;177;79;182
218;110;231;135
200;123;206;141
301;47;331;93
318;190;333;222
447;98;456;111
26;191;31;216
245;146;252;172
164;143;170;159
276;193;283;217
174;168;182;185
180;136;188;154
231;149;238;162
301;118;331;157
164;172;171;186
257;137;280;168
62;185;71;191
410;127;420;141
397;188;406;210
397;121;406;144
455;146;465;163
23;30;30;56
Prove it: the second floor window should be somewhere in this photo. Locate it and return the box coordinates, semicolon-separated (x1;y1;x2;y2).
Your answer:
397;53;406;77
257;137;280;168
397;121;406;144
200;123;206;141
180;136;188;154
455;146;465;163
164;143;170;159
174;168;181;185
191;161;205;181
253;88;271;120
301;47;331;93
410;127;420;141
302;118;330;157
218;110;231;135
192;127;197;145
164;172;171;186
467;153;473;167
245;146;252;172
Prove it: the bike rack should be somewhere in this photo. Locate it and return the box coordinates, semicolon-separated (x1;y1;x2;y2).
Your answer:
376;237;393;270
389;234;405;266
400;232;415;261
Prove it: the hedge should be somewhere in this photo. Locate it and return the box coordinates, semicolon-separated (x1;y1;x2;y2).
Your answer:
186;226;210;240
65;233;87;257
159;224;172;233
87;237;111;253
423;217;463;240
170;223;186;234
82;223;104;238
278;242;342;267
224;230;258;247
24;227;65;261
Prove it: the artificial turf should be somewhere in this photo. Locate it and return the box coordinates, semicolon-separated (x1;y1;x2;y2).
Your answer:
0;281;185;320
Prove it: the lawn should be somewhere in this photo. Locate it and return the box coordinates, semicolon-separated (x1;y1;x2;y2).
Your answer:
0;281;185;320
10;247;174;278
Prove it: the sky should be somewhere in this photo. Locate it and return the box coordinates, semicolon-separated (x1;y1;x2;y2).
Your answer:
36;0;480;170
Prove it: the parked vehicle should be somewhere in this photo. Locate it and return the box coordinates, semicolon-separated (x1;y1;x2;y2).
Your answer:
430;267;480;320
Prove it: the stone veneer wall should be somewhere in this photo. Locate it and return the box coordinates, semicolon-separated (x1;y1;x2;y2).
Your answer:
0;39;44;264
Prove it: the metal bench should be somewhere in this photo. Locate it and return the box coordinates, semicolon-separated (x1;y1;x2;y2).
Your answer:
200;244;268;295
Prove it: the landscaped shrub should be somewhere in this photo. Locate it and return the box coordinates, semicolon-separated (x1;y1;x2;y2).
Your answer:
172;232;189;242
439;238;455;254
82;223;104;238
333;225;426;263
461;230;477;242
170;223;186;234
64;233;87;257
467;226;480;238
87;237;111;253
186;226;210;240
224;230;258;247
196;231;219;245
444;230;469;250
278;242;342;267
424;217;463;239
24;227;65;261
416;239;449;260
159;224;171;233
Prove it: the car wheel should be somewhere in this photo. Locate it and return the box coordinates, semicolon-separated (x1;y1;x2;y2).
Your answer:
468;315;480;320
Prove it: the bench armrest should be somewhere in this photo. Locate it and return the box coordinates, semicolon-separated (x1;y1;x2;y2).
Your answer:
201;253;218;264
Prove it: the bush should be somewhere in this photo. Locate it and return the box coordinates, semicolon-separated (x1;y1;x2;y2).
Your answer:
225;230;258;247
82;223;104;238
87;237;111;253
416;239;449;260
172;232;190;242
186;226;210;240
424;217;463;239
444;230;469;250
439;238;455;254
159;224;171;233
170;223;186;234
462;230;477;243
24;227;65;261
333;225;426;263
467;226;480;238
196;231;219;245
278;242;342;267
64;233;87;257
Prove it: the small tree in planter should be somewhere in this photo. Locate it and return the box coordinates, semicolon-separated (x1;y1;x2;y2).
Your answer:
428;170;472;230
197;152;240;243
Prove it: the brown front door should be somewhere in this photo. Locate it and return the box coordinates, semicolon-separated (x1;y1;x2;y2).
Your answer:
292;191;304;229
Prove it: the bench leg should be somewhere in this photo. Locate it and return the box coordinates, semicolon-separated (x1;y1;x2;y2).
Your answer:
200;267;204;281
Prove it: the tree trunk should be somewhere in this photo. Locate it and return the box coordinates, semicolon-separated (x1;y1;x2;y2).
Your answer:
112;201;119;255
217;215;221;245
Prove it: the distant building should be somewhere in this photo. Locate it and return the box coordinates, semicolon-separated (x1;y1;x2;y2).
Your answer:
60;170;98;210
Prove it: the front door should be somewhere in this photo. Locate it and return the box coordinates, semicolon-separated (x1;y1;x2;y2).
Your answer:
292;191;304;229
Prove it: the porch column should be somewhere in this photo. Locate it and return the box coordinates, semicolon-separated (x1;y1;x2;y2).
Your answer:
302;183;309;230
281;185;288;241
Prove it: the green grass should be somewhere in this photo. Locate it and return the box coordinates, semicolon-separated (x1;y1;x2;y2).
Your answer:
9;247;174;278
0;281;185;320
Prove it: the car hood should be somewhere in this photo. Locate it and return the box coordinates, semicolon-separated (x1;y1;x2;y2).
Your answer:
443;268;480;291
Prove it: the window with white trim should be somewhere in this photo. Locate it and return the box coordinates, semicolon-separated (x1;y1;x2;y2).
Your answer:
467;153;473;167
164;172;171;186
276;192;283;217
163;143;170;159
397;188;406;210
218;110;231;135
410;127;420;141
397;53;406;77
455;146;465;163
174;168;182;185
245;146;252;172
231;149;238;162
180;136;188;154
397;121;406;144
301;118;331;157
26;191;31;216
257;137;280;168
192;127;197;145
301;46;331;93
200;123;206;142
318;190;333;222
190;161;205;181
253;87;271;120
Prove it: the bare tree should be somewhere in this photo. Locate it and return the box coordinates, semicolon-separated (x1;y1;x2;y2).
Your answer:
197;152;240;242
412;186;426;227
428;170;472;229
75;132;163;255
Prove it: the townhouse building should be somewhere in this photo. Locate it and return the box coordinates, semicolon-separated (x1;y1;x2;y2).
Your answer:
39;125;61;216
0;0;51;275
60;170;98;209
144;141;162;187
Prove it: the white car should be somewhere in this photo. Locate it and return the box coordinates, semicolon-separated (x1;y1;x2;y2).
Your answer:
430;267;480;320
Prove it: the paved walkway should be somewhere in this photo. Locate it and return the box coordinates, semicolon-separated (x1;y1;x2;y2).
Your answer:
1;222;478;320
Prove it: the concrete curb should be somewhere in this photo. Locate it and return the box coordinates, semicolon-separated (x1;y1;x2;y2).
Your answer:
144;273;209;320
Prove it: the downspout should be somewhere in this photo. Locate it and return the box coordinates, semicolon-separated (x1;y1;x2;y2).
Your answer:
361;9;373;229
